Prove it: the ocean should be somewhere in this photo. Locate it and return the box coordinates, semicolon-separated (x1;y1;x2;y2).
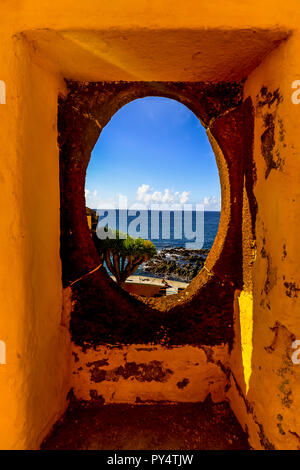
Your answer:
97;209;220;251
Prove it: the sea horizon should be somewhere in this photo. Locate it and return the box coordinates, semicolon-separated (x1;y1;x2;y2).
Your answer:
92;208;220;252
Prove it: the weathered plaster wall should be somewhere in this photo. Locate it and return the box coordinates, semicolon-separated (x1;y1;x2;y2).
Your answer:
0;34;71;449
0;31;27;451
228;36;300;450
72;344;229;405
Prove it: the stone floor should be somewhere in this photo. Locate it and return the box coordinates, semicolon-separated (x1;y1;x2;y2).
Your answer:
42;400;249;450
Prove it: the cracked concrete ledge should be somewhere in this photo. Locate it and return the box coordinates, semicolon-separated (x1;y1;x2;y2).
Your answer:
72;343;230;404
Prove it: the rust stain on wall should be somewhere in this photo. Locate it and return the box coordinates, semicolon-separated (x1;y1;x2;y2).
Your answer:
176;378;190;389
257;86;285;179
88;360;173;383
265;322;296;354
284;281;300;298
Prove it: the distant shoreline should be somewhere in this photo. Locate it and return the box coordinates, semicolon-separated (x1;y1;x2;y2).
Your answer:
111;274;189;289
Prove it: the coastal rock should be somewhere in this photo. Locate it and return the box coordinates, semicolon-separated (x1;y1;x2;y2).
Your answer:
142;247;209;281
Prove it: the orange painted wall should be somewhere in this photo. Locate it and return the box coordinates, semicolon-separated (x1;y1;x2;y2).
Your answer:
0;31;71;449
229;35;300;450
72;344;229;405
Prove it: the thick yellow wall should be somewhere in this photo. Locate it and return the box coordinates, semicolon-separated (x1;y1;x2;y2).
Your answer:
2;0;300;31
229;36;300;449
0;33;71;449
0;32;27;450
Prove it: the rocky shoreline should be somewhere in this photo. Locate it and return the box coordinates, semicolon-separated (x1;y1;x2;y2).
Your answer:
141;247;210;282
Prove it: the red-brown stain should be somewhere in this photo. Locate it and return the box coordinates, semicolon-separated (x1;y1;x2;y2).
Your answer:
87;360;173;383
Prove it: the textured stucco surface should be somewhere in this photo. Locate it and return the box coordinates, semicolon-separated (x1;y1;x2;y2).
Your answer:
228;36;300;450
24;28;289;83
0;33;71;450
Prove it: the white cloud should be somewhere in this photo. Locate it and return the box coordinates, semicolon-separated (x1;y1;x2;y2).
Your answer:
152;191;163;202
136;184;191;207
202;195;221;211
86;186;220;211
179;191;190;204
85;189;127;209
136;184;152;203
85;189;101;208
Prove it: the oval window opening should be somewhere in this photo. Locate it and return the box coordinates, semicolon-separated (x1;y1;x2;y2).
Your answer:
85;97;221;298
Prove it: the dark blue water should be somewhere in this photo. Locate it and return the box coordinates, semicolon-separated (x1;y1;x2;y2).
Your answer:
97;210;220;251
200;211;220;250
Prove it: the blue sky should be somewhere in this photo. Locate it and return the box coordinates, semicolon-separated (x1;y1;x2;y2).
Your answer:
85;97;221;210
